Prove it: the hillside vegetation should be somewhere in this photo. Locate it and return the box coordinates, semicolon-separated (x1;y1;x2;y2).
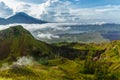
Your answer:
0;25;120;80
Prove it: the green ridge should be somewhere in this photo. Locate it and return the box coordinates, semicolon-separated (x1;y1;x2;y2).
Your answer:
0;25;120;80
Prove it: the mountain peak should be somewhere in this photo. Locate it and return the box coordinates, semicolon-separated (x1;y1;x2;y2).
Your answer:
11;12;35;19
0;25;51;61
0;12;48;25
0;25;33;39
15;12;28;16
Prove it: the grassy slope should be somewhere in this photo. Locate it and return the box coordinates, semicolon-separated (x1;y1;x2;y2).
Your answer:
0;26;120;80
0;58;94;80
0;25;53;65
54;41;120;80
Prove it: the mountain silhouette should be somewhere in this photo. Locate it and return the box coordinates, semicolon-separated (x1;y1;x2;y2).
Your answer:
0;12;47;25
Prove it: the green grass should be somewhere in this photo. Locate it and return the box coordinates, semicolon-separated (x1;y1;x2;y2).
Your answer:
0;25;120;80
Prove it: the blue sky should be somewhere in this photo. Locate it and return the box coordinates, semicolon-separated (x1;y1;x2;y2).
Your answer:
19;0;120;8
18;0;45;4
0;0;120;23
75;0;120;8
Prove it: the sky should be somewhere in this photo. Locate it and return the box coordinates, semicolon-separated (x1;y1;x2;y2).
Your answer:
0;0;120;23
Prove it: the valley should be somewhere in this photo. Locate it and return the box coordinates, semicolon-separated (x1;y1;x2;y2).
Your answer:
0;25;119;80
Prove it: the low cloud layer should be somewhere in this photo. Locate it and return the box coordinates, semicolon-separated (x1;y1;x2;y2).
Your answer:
0;23;71;40
36;32;59;39
0;23;119;42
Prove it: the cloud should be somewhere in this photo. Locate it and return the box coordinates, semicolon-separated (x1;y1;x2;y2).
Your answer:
0;23;71;39
0;0;25;14
36;32;59;39
68;5;120;23
0;0;74;22
0;23;71;31
0;0;120;23
0;0;59;19
0;2;13;18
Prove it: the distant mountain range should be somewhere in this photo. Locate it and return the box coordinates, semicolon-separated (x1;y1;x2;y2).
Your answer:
0;12;48;25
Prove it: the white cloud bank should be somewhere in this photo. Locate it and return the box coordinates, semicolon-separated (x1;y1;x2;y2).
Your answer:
36;32;59;39
0;23;71;39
